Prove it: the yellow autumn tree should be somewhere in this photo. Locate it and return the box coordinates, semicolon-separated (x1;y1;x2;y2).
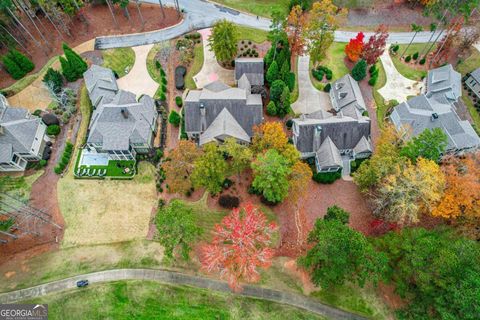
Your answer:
373;158;445;224
162;140;201;194
288;161;313;203
432;153;480;219
252;122;288;152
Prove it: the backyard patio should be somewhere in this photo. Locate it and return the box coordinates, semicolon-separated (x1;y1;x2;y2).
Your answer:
74;150;136;179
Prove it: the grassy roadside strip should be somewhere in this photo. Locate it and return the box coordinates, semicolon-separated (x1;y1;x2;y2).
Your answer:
372;61;388;128
390;43;429;81
185;43;204;90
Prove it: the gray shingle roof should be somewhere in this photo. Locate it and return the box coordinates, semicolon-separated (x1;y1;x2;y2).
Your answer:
331;74;366;112
199;108;250;145
315;136;343;168
235;58;264;86
0;94;42;163
83;65;118;107
353;136;372;154
185;80;263;138
87;92;156;151
471;68;480;83
426;64;462;103
293;112;371;155
390;94;480;152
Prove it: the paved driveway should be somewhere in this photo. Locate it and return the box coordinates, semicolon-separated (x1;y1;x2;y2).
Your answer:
193;28;234;88
292;55;331;114
378;51;424;103
117;44;159;98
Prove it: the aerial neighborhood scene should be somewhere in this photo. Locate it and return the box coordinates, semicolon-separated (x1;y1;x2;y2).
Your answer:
1;0;480;319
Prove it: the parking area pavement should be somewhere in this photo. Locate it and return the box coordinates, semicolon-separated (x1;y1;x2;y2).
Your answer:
378;51;424;103
291;54;332;115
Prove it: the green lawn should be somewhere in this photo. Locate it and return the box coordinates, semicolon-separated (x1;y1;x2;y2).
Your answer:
211;0;290;17
25;281;325;320
102;48;135;78
390;43;430;81
0;56;59;95
236;25;269;43
185;43;204;90
310;42;350;90
74;153;136;179
372;61;388;128
457;48;480;132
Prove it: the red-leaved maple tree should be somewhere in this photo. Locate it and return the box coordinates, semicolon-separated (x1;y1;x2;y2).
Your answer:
200;203;277;291
345;32;364;62
362;25;389;65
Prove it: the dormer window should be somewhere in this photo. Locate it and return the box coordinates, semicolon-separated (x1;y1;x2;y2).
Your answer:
336;83;344;90
339;92;347;99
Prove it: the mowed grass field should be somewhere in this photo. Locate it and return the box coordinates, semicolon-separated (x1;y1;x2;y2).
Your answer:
211;0;290;17
57;162;157;247
102;48;136;78
25;281;325;320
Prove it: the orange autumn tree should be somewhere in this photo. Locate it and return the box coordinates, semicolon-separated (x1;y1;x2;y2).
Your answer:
200;204;278;291
162;140;201;194
289;161;312;203
432;153;480;219
286;5;306;62
345;32;365;62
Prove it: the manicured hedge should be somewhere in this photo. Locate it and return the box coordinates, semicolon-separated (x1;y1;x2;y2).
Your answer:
312;170;341;184
47;124;61;136
54;141;73;174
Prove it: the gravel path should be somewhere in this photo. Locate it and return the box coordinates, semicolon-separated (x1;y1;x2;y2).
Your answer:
378;51;424;103
0;268;367;320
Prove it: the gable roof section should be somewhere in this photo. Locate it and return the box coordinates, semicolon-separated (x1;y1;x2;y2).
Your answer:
390;94;480;151
331;74;366;112
235;58;264;86
353;136;372;154
0;143;13;163
315;137;342;168
0;118;41;155
426;64;462;102
87;93;156;151
83;65;118;107
470;68;480;83
184;81;263;138
199;108;250;145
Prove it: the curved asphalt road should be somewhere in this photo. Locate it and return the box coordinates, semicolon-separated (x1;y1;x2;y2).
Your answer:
95;0;442;49
0;268;367;320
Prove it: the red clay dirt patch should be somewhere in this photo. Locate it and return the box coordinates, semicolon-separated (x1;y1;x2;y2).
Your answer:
0;3;181;89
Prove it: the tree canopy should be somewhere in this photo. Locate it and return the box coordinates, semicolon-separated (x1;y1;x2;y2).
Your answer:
208;19;238;63
400;128;448;163
192;143;228;195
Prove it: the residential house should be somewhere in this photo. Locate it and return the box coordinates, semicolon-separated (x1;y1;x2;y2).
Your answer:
82;65;158;161
390;94;480;153
234;58;264;87
292;75;372;173
464;67;480;99
425;64;462;103
184;76;263;146
84;64;118;108
390;65;480;153
0;94;48;172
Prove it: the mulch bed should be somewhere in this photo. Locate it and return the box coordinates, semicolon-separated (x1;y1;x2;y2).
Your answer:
0;3;181;89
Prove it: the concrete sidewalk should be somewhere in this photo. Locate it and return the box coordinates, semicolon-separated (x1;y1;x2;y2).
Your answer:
0;268;367;320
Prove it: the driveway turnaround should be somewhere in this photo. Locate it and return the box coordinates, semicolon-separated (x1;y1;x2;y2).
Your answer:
292;55;332;114
0;268;367;320
117;44;159;98
95;0;441;49
378;51;424;103
193;28;234;88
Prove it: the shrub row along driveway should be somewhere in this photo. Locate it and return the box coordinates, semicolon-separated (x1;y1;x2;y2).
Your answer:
0;268;367;320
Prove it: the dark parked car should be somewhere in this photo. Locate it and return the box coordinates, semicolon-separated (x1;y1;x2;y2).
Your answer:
76;280;89;288
175;66;186;90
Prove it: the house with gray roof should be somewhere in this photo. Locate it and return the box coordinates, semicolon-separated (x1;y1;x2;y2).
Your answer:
84;65;118;108
390;94;480;153
293;108;371;173
464;67;480;99
184;76;263;146
234;58;264;86
292;75;371;173
82;65;158;161
0;94;48;172
425;64;462;103
330;74;367;113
